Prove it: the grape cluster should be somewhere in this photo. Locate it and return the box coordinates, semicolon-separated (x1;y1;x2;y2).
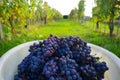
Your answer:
14;35;108;80
43;59;58;78
58;56;82;80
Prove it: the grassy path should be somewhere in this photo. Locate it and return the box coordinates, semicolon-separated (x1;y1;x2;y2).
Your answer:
0;20;120;57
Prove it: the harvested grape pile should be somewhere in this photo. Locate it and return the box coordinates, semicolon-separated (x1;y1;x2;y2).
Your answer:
14;35;109;80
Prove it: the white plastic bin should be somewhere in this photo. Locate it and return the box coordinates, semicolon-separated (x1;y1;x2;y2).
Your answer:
0;41;120;80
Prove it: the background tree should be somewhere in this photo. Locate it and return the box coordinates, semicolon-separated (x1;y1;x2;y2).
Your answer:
16;0;30;30
52;8;62;20
8;0;22;36
29;0;37;24
43;2;50;24
35;0;43;22
0;0;12;39
23;0;32;27
48;8;55;21
92;7;100;29
94;0;120;37
78;0;85;21
69;8;78;21
0;0;38;38
0;21;3;39
92;5;106;29
6;0;31;36
0;1;4;39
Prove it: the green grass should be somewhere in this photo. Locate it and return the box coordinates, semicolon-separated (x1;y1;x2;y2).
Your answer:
0;19;120;57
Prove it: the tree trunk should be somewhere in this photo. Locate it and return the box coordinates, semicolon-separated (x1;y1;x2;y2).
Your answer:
109;7;114;37
109;19;114;37
96;21;99;29
0;23;3;39
117;25;119;35
11;26;16;35
44;15;47;24
9;15;16;36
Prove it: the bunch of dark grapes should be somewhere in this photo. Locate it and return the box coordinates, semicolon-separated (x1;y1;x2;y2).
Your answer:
14;35;108;80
